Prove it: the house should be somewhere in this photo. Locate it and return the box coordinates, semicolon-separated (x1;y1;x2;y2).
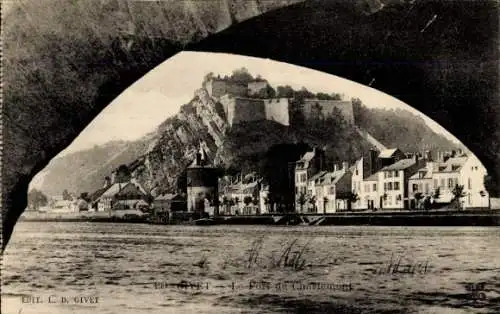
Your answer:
94;180;149;211
259;183;271;214
351;149;382;210
221;174;261;215
375;156;423;210
305;171;328;212
378;148;406;168
50;200;77;213
362;173;379;210
294;148;325;211
425;154;489;209
408;163;435;209
153;193;186;213
313;163;353;213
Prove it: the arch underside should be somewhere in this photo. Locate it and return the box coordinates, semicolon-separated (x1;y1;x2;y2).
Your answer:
2;0;499;249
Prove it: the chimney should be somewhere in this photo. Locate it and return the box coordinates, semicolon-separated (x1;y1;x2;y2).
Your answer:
369;149;378;175
103;176;111;188
195;152;201;166
342;161;348;171
425;150;432;161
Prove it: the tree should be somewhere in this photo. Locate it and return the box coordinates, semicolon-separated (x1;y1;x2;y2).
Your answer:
484;174;499;198
28;189;48;210
276;85;294;98
297;192;307;213
203;72;215;84
62;189;72;201
230;67;254;83
414;192;424;210
244;195;253;206
79;192;90;202
266;84;276;98
263;196;270;213
346;192;359;211
452;184;466;210
308;195;316;213
433;187;441;201
222;196;229;214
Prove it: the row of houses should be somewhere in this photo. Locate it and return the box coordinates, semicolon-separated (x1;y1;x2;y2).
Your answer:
82;143;489;217
293;147;489;213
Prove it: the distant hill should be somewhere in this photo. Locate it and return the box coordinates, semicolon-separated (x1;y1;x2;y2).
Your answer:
34;139;155;196
353;99;459;153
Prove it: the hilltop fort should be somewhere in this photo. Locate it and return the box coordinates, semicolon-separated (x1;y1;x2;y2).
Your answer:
203;72;355;127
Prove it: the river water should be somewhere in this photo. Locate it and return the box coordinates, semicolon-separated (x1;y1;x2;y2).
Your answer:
2;222;499;313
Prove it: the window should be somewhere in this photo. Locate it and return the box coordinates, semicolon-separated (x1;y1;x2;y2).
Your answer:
300;174;307;183
355;169;359;176
388;182;393;190
468;178;472;189
388;196;392;205
365;184;370;193
440;179;445;188
394;182;400;190
329;186;335;195
454;178;459;187
419;183;423;192
434;179;438;189
425;183;429;194
373;184;377;192
448;178;453;188
387;172;393;178
394;171;399;177
413;184;418;192
384;183;388;191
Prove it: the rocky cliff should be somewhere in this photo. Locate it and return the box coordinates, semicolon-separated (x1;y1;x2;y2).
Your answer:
37;84;460;197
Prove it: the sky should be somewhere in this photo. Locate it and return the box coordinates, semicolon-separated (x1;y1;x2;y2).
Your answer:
61;51;462;156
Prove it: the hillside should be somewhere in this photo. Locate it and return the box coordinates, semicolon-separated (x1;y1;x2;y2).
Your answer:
34;138;155;196
353;99;459;153
36;82;458;198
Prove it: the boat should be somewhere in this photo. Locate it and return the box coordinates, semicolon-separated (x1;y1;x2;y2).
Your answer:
194;218;216;226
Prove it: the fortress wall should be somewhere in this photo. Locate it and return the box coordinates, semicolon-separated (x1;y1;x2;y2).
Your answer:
302;99;354;124
205;79;248;98
226;97;266;126
264;98;290;126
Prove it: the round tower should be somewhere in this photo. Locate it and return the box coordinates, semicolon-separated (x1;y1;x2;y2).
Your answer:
186;144;219;218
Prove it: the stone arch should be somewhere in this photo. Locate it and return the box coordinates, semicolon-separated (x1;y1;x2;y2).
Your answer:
2;0;499;250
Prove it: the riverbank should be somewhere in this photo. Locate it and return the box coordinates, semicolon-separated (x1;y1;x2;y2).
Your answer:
20;209;500;226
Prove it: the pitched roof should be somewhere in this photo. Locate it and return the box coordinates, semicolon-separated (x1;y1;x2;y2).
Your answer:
364;173;379;181
301;151;315;162
409;167;431;180
378;148;398;158
135;200;149;207
381;158;416;171
434;157;468;173
101;183;129;198
309;171;327;183
155;193;176;201
89;187;109;203
317;170;347;186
